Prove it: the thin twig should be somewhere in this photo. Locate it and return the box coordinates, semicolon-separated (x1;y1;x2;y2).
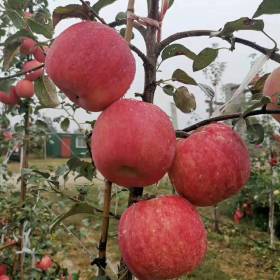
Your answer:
79;0;107;25
0;64;44;81
0;241;17;251
109;18;146;38
129;43;152;66
157;30;280;64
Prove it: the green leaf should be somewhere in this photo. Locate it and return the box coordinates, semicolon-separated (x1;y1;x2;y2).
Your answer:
27;17;53;39
243;96;271;116
218;17;264;37
34;76;60;108
168;0;175;8
31;169;50;179
173;86;196;113
115;12;127;21
253;0;280;18
52;4;89;27
60;118;70;132
0;79;16;92
193;48;219;72
3;30;35;70
92;0;118;14
55;164;70;178
246;123;265;144
172;69;197;85
35;119;49;130
67;157;82;170
3;40;20;71
161;44;196;61
162;84;175;96
0;29;6;37
120;28;134;39
250;73;270;94
5;29;35;45
198;83;215;98
67;157;96;181
5;0;25;10
50;202;97;232
6;9;25;29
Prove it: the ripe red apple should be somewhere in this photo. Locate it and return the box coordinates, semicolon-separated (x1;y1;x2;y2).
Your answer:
263;67;280;122
23;12;32;19
169;123;251;206
91;99;176;187
33;45;49;63
15;80;34;98
20;37;37;55
36;255;53;271
45;21;136;112
0;87;19;106
23;60;44;81
3;131;13;141
0;275;9;280
0;91;12;105
118;196;207;280
0;264;7;275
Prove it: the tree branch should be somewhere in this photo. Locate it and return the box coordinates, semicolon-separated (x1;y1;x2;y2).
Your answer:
109;18;146;38
158;30;213;54
79;0;107;24
157;30;280;63
0;64;44;81
178;108;280;135
129;43;152;66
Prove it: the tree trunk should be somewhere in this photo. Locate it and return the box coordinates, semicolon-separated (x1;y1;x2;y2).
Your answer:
269;168;276;249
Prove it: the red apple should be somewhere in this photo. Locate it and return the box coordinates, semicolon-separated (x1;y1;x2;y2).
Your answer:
45;21;136;112
0;275;9;280
3;131;13;141
169;123;251;206
15;80;34;98
0;87;19;106
20;37;37;55
234;208;244;224
23;12;32;19
263;67;280;122
118;196;207;280
23;60;44;81
36;255;53;271
0;91;12;105
91;99;176;187
0;264;7;275
33;45;49;63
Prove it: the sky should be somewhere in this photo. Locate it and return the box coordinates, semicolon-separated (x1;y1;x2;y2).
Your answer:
43;0;280;130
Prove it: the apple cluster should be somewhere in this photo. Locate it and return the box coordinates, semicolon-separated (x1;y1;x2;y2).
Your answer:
0;33;46;107
43;20;278;279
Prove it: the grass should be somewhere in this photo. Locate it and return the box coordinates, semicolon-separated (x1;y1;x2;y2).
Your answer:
6;158;280;279
8;158;71;173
